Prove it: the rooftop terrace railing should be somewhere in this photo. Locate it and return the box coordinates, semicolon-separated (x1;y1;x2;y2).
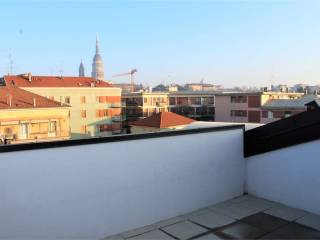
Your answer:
0;125;245;239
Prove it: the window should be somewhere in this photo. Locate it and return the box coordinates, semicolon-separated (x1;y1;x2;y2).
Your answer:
231;96;247;103
99;124;110;132
169;97;176;105
96;109;108;117
49;121;57;132
177;97;188;105
65;96;70;104
81;110;87;118
143;98;148;104
97;96;108;103
80;125;87;134
189;97;201;105
267;111;273;119
231;110;247;117
80;96;86;104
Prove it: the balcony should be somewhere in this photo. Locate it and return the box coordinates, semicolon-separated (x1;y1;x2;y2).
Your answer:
0;115;319;239
110;103;121;108
111;115;122;122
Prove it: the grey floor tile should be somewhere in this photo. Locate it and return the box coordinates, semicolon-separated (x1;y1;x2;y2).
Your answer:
128;229;174;240
120;225;155;239
241;212;289;232
235;197;276;212
101;234;124;240
209;201;234;212
153;216;185;228
258;232;284;239
229;194;257;203
272;222;320;239
265;204;308;221
217;221;267;239
210;202;259;220
161;220;208;240
193;233;224;240
182;207;213;220
296;213;320;231
189;211;235;229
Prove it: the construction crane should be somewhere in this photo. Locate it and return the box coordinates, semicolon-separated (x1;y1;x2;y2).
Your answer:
112;69;138;92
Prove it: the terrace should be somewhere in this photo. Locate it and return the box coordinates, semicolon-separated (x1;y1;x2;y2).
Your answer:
0;108;320;239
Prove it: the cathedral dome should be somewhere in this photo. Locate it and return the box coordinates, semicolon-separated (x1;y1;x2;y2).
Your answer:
93;53;103;62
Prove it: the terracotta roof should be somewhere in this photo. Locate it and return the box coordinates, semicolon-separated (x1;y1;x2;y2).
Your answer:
130;112;196;128
0;86;69;109
3;74;112;88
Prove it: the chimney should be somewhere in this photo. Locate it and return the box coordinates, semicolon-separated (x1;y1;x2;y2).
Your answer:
28;72;32;82
33;98;36;107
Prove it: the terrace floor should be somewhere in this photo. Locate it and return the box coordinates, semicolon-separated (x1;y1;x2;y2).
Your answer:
102;195;320;240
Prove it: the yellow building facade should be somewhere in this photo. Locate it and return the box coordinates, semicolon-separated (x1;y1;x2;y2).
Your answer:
22;87;122;139
0;108;70;143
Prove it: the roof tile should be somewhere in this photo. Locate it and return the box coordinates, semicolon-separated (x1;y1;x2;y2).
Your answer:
130;112;195;128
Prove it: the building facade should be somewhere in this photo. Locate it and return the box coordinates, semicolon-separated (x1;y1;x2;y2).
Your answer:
3;74;121;139
0;86;70;144
215;91;304;123
122;92;169;122
168;91;215;121
122;91;215;132
260;95;318;123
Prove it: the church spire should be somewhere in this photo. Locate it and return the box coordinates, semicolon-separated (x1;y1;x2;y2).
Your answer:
79;59;85;77
92;37;105;81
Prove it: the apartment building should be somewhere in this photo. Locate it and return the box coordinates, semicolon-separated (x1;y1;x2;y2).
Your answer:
215;91;304;123
123;91;215;127
168;91;215;121
3;74;122;139
122;91;169;121
0;86;70;143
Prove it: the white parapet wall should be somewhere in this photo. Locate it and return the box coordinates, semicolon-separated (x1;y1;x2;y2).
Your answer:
246;139;320;215
0;127;245;239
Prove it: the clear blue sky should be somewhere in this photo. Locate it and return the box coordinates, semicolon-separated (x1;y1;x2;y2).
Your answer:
1;1;320;87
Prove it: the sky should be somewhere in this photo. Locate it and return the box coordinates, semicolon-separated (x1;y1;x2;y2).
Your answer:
1;0;320;88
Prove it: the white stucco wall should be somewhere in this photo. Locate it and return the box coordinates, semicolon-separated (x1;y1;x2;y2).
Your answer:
0;128;245;239
246;139;320;215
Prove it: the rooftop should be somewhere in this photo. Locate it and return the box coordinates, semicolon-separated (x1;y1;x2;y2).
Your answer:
130;112;196;128
0;86;68;109
102;194;320;240
3;73;113;88
262;95;318;109
0;108;320;239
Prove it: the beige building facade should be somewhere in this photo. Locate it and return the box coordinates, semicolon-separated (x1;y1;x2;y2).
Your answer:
0;86;70;144
215;92;304;123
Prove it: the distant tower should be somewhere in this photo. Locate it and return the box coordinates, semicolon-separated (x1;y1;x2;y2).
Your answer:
91;37;105;81
79;60;85;77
